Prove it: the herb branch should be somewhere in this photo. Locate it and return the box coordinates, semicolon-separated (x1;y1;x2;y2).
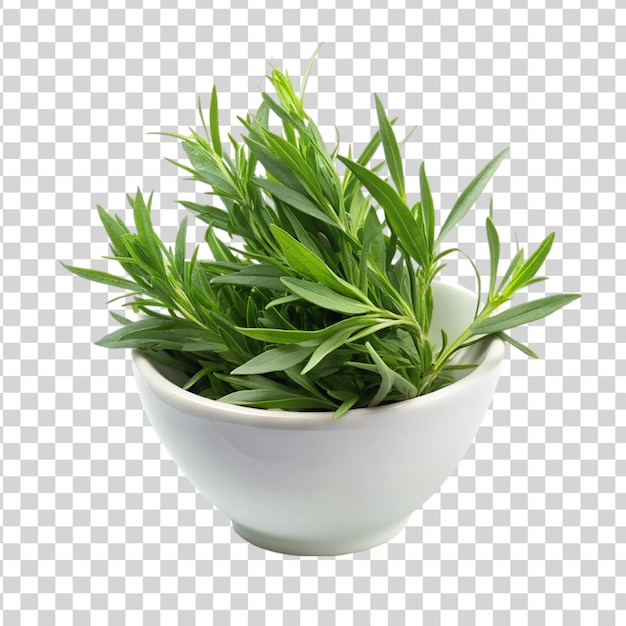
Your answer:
62;53;580;417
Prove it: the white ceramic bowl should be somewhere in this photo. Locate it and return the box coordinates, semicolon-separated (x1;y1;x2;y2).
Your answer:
132;281;504;556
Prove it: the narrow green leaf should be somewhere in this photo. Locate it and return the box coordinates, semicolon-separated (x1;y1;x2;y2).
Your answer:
432;248;482;318
365;342;394;406
261;130;326;202
163;156;199;177
271;224;334;279
284;367;329;400
253;178;338;228
504;232;555;295
281;277;374;315
345;118;399;183
330;125;341;160
269;67;302;116
129;190;163;268
181;142;233;190
338;155;429;268
442;363;478;371
342;119;395;204
419;162;435;252
305;121;334;163
312;149;342;209
344;361;377;374
108;311;133;326
374;94;405;199
486;215;500;298
497;247;525;293
347;187;370;238
281;210;329;261
197;96;210;144
261;92;306;134
186;244;201;290
271;225;368;302
363;207;386;270
97;205;129;255
356;119;396;166
349;319;404;342
205;227;236;263
177;200;230;230
439;329;448;353
420;339;433;372
525;276;548;286
231;343;316;375
180;341;226;352
175;216;188;279
301;326;358;375
216;373;302;393
183;365;216;391
252;99;270;132
332;392;360;419
241;135;307;194
265;294;301;309
211;264;285;291
437;148;509;244
496;331;538;358
235;327;321;345
140;350;205;375
219;389;334;411
94;317;219;350
61;263;147;294
300;42;323;101
301;318;405;378
390;254;412;309
245;291;257;329
359;236;369;293
236;316;376;345
209;85;222;157
471;293;580;335
149;130;189;141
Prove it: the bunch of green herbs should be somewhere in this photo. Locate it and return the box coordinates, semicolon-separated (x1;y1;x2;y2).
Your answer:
62;61;579;417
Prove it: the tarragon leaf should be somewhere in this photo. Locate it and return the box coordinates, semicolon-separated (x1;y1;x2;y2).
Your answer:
219;389;335;411
300;325;360;375
496;331;538;358
374;95;405;200
236;316;377;345
471;293;580;335
281;277;374;315
503;232;555;295
174;216;188;279
177;200;230;231
242;135;307;194
485;215;500;298
211;264;285;291
253;178;338;228
365;342;394;406
231;343;317;376
437;148;509;244
338;155;429;268
271;225;368;302
209;85;222;157
129;190;164;269
61;263;149;295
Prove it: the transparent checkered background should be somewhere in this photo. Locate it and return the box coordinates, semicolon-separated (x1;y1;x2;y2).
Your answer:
1;2;623;624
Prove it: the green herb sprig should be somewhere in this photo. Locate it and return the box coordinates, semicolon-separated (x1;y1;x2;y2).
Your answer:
62;56;580;417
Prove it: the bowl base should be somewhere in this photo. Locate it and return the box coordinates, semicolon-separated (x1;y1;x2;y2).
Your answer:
231;517;410;557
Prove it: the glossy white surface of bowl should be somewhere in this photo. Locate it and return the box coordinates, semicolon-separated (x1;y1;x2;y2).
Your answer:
132;281;504;556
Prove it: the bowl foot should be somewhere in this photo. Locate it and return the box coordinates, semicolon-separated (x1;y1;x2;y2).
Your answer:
232;517;410;557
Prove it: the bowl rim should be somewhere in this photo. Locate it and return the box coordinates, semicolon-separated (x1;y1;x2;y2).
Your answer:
131;281;505;426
